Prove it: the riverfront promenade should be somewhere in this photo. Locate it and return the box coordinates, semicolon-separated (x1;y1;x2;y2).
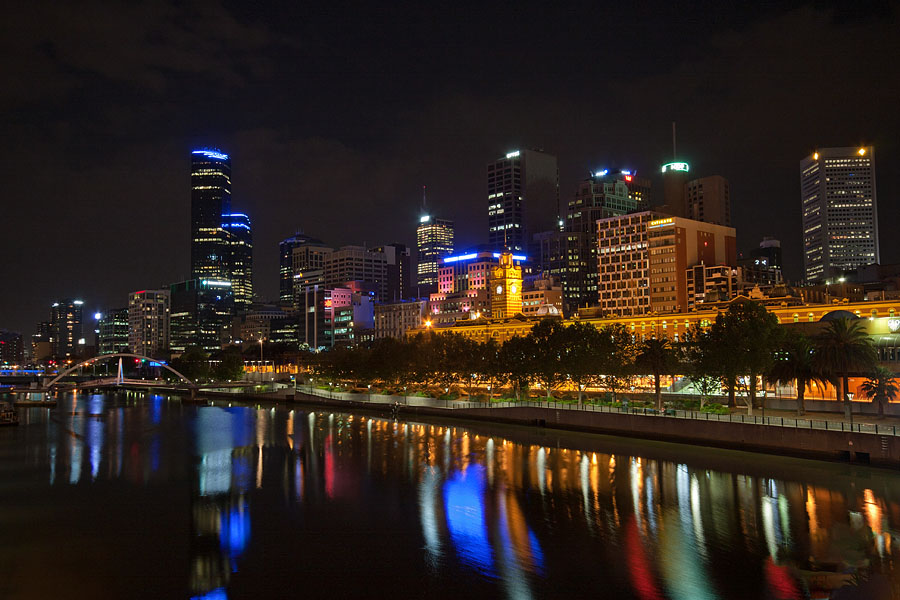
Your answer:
197;384;900;469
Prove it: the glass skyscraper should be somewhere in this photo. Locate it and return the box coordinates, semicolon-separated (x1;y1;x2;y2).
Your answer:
416;214;454;295
222;213;253;310
191;149;232;282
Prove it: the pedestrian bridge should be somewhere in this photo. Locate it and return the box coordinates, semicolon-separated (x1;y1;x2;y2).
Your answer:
45;353;196;390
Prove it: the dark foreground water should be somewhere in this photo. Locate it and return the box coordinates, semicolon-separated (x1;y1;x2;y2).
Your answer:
1;392;899;599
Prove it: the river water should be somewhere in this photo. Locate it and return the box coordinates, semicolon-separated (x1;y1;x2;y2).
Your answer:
0;391;898;599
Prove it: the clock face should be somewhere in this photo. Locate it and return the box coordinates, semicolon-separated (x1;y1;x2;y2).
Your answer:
496;285;503;295
510;284;517;294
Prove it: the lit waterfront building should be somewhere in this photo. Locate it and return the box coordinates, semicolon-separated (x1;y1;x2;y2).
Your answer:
801;146;879;283
128;289;170;357
97;308;129;355
487;149;559;253
222;213;253;312
597;212;736;316
49;299;84;360
416;214;454;295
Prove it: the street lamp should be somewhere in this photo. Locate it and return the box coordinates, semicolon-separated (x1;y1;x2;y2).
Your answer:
258;338;264;383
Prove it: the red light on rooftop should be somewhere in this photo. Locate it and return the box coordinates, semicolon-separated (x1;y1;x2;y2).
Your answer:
624;175;633;182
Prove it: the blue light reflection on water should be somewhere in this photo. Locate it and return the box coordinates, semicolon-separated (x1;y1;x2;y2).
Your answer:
443;464;495;576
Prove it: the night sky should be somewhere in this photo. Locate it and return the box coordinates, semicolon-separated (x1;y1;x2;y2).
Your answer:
3;1;899;336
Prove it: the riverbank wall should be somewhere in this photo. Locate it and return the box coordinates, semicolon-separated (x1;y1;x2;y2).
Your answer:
268;390;900;469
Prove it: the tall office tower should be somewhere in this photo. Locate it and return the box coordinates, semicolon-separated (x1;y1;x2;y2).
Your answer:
191;149;232;281
373;243;411;302
279;232;328;305
128;290;170;357
660;161;690;216
416;214;454;295
684;175;731;226
562;171;636;312
49;299;83;360
169;279;234;353
487;148;559;252
752;237;783;270
97;308;129;355
597;212;737;317
222;213;253;311
324;246;389;300
801;146;879;283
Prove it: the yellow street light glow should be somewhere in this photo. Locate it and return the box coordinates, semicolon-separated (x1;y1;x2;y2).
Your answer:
813;152;819;160
425;320;432;328
858;148;867;156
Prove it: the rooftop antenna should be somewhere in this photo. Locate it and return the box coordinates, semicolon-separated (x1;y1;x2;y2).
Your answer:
422;185;427;213
672;121;677;160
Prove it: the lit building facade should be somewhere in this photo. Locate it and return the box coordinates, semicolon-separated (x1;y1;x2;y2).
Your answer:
487;149;559;252
373;243;411;303
324;246;388;301
191;149;232;282
222;213;253;311
490;252;523;319
169;279;234;353
374;299;428;339
801;146;879;283
98;308;129;355
563;171;637;311
128;289;170;357
597;212;737;316
50;299;84;360
521;275;563;317
280;232;329;305
416;215;454;295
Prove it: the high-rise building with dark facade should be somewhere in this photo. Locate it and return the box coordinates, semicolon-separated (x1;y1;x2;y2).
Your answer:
50;299;83;360
562;171;637;313
98;308;129;355
416;215;454;296
191;149;232;281
222;213;253;311
801;146;879;283
169;279;234;354
373;243;411;302
487;149;559;252
278;231;334;307
0;330;24;365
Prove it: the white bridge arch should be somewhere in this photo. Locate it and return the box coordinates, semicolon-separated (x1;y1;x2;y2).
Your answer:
46;353;196;388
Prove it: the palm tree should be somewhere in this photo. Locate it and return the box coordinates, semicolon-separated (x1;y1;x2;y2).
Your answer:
859;366;899;418
766;329;820;416
813;318;877;420
635;337;680;411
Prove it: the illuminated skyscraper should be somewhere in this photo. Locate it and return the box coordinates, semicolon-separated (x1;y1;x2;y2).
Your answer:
191;149;232;281
49;299;83;360
222;213;253;311
416;214;454;295
279;232;329;306
801;146;879;283
487;149;559;252
97;308;129;355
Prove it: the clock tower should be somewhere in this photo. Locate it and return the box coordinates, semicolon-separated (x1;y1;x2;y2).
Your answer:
490;251;522;319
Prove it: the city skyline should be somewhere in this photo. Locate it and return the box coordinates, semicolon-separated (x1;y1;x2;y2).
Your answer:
2;2;899;336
